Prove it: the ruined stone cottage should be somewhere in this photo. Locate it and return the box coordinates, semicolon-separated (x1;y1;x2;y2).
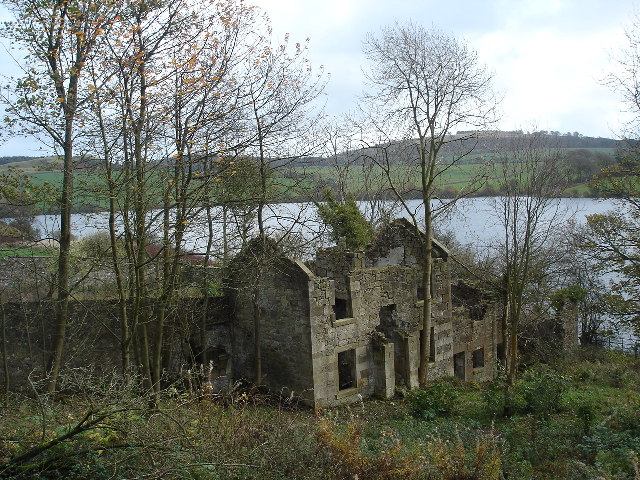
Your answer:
203;218;500;407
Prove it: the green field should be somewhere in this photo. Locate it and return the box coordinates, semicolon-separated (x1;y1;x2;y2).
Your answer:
0;246;53;257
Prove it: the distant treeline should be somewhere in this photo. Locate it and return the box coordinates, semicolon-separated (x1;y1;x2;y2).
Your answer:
0;156;40;166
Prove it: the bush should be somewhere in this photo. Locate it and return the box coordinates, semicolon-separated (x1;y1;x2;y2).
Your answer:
567;351;640;389
563;390;601;435
483;365;568;418
516;364;568;416
315;190;374;250
407;379;460;420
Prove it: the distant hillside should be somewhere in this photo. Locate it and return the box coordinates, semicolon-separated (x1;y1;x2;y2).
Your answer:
300;132;622;167
0;132;623;171
0;156;61;172
0;156;37;166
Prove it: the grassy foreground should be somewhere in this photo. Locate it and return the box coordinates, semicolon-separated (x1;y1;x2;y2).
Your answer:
1;349;639;479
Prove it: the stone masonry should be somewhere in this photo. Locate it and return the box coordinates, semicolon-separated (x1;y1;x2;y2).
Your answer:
215;218;501;407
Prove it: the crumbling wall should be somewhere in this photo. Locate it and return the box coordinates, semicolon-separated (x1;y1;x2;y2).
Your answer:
365;218;426;267
308;257;456;406
427;257;455;380
309;264;421;406
451;281;499;382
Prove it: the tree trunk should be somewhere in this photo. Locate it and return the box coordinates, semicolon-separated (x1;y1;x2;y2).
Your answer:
47;135;73;393
253;289;262;386
1;301;9;407
418;198;433;386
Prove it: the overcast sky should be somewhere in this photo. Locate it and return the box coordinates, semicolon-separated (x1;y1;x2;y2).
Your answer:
0;0;637;156
258;0;638;138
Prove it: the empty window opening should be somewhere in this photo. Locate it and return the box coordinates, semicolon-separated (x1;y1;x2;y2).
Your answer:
392;333;408;387
472;348;485;368
453;351;466;381
333;298;349;320
203;346;229;381
338;349;356;390
496;343;505;361
417;283;424;301
379;304;396;326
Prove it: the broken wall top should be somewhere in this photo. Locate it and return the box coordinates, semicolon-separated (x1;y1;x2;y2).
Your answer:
366;218;448;267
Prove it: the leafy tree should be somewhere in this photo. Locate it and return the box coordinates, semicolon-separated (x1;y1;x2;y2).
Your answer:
315;190;373;250
1;0;121;392
580;16;640;337
562;149;614;183
581;210;640;336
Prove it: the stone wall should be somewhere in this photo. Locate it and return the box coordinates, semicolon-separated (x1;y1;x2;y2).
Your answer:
228;252;315;399
1;220;507;407
309;264;423;406
305;224;461;407
1;298;214;391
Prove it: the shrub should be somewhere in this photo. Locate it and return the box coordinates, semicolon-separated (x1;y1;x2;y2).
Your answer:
482;377;527;419
315;190;374;250
563;390;601;435
516;364;568;416
567;353;640;389
407;379;460;420
483;365;568;418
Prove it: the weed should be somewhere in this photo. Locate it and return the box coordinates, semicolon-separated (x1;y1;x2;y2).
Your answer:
426;430;502;480
317;419;422;480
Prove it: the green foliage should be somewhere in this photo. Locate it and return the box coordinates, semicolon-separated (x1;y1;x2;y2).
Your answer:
483;365;568;418
75;231;112;259
582;149;640;337
579;406;640;479
569;359;637;389
3;355;640;479
315;190;374;250
550;285;587;311
481;377;513;419
516;365;568;416
0;246;52;257
406;379;460;420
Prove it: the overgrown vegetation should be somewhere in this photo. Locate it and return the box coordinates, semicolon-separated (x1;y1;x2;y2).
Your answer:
2;351;639;479
315;189;374;250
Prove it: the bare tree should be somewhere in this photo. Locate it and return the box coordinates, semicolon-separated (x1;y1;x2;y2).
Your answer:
361;22;498;385
83;0;262;396
319;120;401;229
492;131;569;383
234;28;327;385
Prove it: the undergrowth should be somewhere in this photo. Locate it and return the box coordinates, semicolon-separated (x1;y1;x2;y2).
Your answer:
1;350;639;479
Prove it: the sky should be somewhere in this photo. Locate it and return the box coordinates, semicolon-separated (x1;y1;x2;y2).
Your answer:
0;0;637;155
256;0;638;138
